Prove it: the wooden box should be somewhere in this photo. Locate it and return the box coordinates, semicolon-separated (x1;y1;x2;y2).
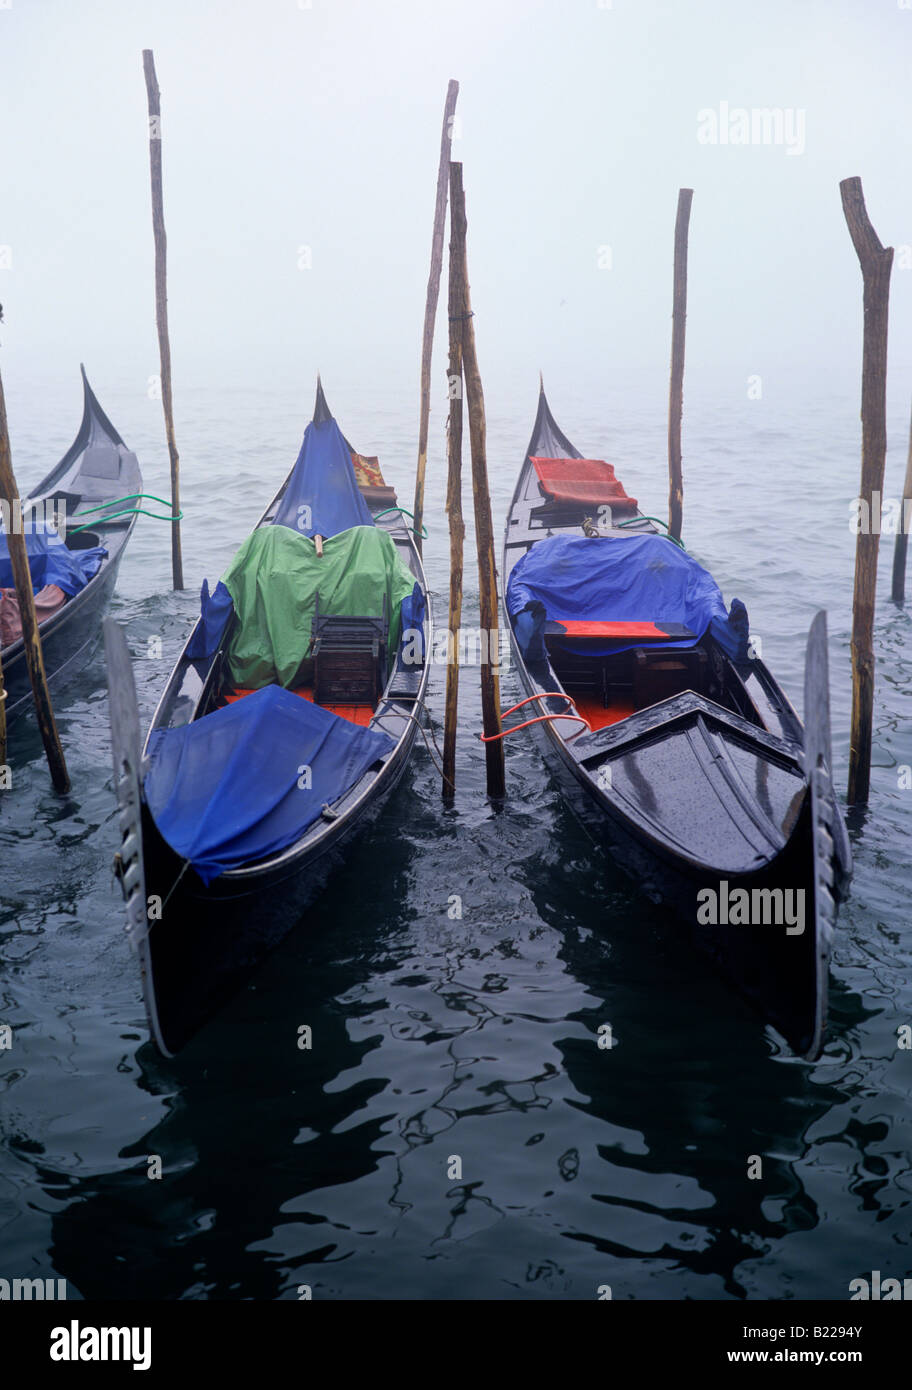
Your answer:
312;601;388;706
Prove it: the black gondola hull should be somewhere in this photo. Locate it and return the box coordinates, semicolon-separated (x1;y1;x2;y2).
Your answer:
3;541;130;724
3;367;141;728
137;731;416;1056
532;712;821;1055
108;378;431;1057
502;384;850;1059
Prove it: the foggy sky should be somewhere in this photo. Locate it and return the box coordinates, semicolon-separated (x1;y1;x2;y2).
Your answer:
2;0;911;409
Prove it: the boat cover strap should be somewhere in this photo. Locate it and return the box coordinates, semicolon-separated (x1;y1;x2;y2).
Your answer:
507;533;749;661
531;457;638;510
144;684;395;884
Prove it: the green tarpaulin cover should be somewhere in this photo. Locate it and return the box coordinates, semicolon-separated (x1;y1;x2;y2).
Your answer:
222;523;416;690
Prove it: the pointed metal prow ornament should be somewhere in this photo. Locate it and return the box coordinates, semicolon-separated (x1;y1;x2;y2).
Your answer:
313;374;332;426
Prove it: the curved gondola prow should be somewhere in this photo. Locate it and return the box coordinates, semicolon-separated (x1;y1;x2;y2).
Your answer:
522;378;582;468
78;363;126;447
2;374;143;727
507;379;657;544
801;610;852;1062
28;366;125;502
104;617;174;1058
313;373;332;426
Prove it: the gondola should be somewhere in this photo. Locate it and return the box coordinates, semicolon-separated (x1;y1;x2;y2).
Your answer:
105;379;430;1056
502;382;852;1059
2;366;142;725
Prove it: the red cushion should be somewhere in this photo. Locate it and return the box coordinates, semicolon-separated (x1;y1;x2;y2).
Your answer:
547;620;695;640
531;457;637;510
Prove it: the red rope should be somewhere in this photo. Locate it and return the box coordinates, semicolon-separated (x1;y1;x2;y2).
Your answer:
499;692;573;719
480;692;591;743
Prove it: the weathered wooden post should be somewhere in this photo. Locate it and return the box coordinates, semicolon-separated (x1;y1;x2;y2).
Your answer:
890;400;912;603
0;647;6;774
0;306;7;775
449;162;505;798
442;178;465;804
412;80;459;559
143;49;184;591
667;188;693;543
840;175;893;805
0;369;70;791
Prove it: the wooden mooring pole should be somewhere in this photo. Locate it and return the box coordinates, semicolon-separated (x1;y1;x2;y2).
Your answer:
0;370;70;791
0;303;5;777
0;644;6;775
442;188;465;803
143;49;184;591
840;175;893;805
412;80;459;560
890;399;912;603
667;188;693;544
448;162;505;798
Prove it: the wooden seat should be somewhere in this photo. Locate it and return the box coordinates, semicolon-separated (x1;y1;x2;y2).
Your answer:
632;646;707;710
311;593;389;707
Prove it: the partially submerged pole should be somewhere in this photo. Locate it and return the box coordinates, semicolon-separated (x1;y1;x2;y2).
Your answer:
143;49;184;591
0;300;5;778
840;175;893;805
667;188;693;543
0;646;6;775
442;185;466;804
448;162;505;798
412;79;460;559
890;400;912;603
0;370;70;791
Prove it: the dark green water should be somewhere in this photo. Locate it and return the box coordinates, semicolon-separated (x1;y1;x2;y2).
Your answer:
2;367;911;1300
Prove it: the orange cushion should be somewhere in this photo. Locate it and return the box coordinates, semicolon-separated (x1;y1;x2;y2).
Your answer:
221;683;375;727
546;620;695;640
531;457;637;510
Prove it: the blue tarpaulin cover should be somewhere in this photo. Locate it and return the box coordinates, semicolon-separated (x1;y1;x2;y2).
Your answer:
399;582;427;665
144;684;395;885
507;534;749;663
0;523;107;597
185;579;235;660
186;405;381;650
272;415;374;538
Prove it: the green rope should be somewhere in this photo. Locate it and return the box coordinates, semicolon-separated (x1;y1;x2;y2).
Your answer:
617;516;686;551
68;493;182;536
373;506;429;540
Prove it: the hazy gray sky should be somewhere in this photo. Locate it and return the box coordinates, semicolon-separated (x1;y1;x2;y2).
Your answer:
2;0;911;404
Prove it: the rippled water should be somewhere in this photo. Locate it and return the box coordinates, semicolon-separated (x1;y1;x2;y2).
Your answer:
1;363;911;1300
